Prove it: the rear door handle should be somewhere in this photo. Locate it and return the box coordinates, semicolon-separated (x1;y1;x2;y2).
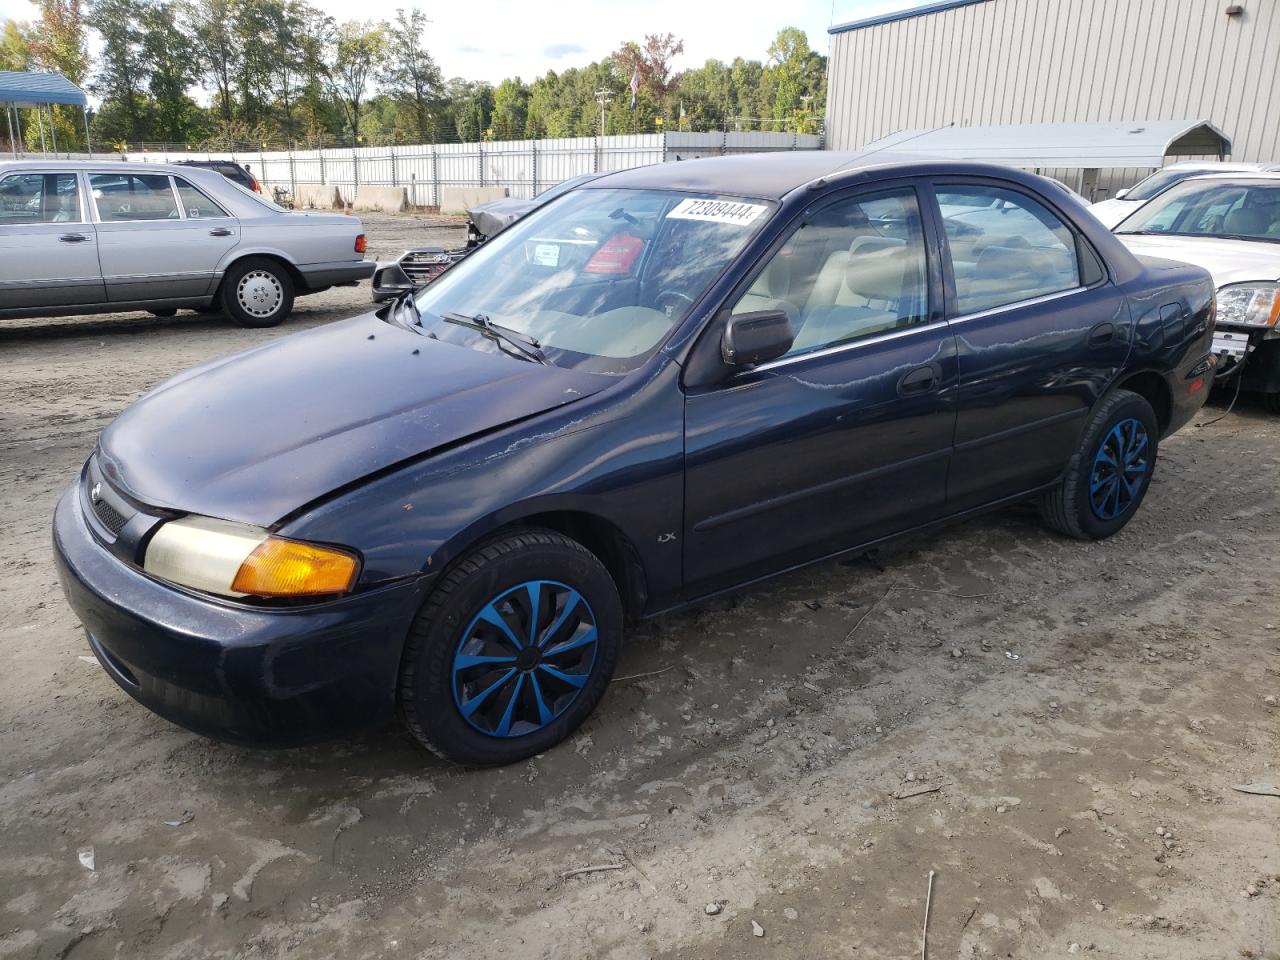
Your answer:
59;233;88;243
898;363;941;397
1088;322;1115;347
209;227;233;237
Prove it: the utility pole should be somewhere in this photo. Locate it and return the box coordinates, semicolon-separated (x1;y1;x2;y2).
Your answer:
594;89;612;136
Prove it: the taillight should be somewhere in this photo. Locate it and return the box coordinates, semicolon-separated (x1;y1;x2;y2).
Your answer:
250;176;261;193
354;234;367;254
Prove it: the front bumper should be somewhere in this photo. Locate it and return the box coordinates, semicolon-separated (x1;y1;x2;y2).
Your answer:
297;259;376;290
53;484;430;746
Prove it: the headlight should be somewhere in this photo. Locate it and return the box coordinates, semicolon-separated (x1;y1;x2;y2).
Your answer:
1215;282;1280;328
143;516;359;598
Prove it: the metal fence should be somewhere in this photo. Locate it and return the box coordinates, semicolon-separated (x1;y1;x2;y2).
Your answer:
99;131;823;207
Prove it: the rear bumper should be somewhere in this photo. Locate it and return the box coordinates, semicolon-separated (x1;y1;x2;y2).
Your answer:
53;484;429;746
297;260;376;290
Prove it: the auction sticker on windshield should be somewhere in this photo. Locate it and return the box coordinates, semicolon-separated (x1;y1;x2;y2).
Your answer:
667;198;768;226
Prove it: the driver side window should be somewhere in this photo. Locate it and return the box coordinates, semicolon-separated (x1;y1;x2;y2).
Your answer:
730;188;929;358
89;173;180;222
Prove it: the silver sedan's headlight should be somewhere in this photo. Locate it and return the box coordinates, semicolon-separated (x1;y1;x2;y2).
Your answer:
143;516;359;598
1216;282;1280;328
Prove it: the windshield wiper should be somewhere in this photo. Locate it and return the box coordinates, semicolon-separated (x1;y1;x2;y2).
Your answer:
441;311;547;363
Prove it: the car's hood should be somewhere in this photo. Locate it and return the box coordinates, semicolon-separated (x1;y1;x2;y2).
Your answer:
1114;234;1280;288
467;197;535;238
1088;198;1138;229
97;312;611;526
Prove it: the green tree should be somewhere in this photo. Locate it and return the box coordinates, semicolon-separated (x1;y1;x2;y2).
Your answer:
183;0;239;127
764;27;825;132
329;20;389;143
381;8;442;142
1;20;32;71
87;0;150;143
25;0;89;149
143;1;200;143
490;77;528;140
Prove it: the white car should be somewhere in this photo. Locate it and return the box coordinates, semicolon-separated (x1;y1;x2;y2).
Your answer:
1090;161;1277;229
1112;173;1280;410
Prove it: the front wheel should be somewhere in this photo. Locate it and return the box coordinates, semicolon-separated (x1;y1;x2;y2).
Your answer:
1040;389;1159;540
398;530;622;766
221;257;295;328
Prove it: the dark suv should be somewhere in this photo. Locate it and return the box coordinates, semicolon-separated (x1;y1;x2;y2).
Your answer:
175;160;261;194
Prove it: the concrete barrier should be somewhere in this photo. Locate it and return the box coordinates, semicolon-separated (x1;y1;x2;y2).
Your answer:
292;183;342;210
439;186;508;214
350;186;409;213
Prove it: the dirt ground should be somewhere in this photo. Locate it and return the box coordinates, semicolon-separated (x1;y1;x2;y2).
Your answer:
2;211;1278;960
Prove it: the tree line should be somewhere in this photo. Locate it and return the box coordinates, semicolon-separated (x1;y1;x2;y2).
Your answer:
1;0;826;151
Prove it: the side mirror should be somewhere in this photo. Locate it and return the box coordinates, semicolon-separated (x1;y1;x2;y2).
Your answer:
721;309;795;368
371;261;416;302
1114;188;1130;200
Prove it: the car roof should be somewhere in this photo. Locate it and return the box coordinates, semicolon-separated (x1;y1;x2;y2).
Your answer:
580;151;1059;201
1175;172;1280;184
0;158;220;176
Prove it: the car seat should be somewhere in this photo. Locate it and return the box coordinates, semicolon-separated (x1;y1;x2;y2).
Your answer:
790;236;919;352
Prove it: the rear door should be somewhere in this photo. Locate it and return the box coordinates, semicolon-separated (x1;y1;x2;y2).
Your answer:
0;170;104;309
931;179;1130;509
89;172;239;302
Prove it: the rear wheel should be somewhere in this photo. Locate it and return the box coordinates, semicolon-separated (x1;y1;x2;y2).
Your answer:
221;257;294;328
398;530;622;766
1040;389;1158;540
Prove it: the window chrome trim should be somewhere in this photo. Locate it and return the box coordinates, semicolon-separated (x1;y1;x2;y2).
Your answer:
948;285;1088;325
750;318;951;373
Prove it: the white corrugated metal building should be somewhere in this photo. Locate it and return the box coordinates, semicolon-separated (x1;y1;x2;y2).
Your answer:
824;0;1280;195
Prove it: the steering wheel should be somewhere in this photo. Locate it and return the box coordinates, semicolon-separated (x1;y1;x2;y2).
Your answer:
655;289;695;318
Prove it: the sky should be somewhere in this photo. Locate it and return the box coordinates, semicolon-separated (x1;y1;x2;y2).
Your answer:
0;0;929;87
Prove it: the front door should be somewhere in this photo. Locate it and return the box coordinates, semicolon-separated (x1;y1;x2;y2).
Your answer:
0;170;104;309
88;172;240;302
932;180;1131;509
682;185;957;595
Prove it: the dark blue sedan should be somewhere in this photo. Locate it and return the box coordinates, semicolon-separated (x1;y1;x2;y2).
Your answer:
54;153;1216;765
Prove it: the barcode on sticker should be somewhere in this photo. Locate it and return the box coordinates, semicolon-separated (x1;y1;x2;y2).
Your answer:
667;198;767;226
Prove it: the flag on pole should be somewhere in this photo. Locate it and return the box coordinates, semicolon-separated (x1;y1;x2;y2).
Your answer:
629;66;639;108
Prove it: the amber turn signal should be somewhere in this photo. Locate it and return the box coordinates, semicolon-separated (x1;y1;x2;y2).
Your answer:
231;538;359;597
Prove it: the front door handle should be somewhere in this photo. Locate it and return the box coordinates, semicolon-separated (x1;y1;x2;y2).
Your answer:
898;363;941;397
1088;322;1116;347
209;227;233;237
59;233;88;243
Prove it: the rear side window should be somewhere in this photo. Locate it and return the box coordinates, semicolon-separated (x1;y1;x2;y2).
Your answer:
0;172;81;224
937;185;1081;316
174;178;230;219
90;173;179;222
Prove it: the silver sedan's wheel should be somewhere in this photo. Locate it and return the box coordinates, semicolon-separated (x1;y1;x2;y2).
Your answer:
236;270;284;319
221;258;295;328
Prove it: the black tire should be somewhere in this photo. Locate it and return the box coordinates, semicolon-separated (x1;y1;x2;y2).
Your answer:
1264;392;1280;415
148;308;177;318
220;257;295;328
398;529;622;766
1039;389;1159;540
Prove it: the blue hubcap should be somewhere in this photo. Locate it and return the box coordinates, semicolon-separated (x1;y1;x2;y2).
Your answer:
451;580;598;738
1089;417;1149;521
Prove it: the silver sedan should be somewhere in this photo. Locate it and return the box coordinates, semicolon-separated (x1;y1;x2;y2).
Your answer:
0;160;374;327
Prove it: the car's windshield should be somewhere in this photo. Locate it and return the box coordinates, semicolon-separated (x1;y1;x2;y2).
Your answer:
1115;179;1280;242
412;187;774;374
1123;167;1210;202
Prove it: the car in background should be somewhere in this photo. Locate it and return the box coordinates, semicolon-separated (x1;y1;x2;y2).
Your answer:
55;153;1214;765
1090;161;1279;228
175;159;262;194
391;173;604;290
0;160;373;327
1113;173;1280;410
